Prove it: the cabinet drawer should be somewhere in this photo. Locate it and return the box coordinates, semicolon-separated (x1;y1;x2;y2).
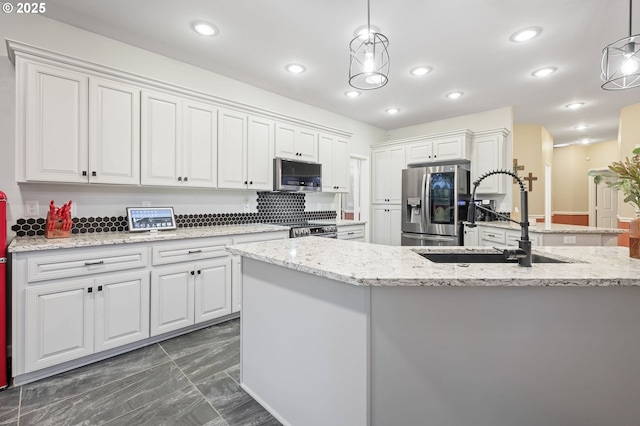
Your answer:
338;226;365;240
480;228;506;244
152;238;232;266
232;231;288;244
27;247;148;283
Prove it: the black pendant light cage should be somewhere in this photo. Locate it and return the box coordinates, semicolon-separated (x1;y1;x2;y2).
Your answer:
349;0;390;90
601;0;640;90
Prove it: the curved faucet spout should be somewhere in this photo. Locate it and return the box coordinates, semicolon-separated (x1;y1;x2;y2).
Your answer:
468;169;531;267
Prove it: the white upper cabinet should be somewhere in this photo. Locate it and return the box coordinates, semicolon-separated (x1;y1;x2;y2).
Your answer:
372;145;406;204
246;116;275;190
22;60;89;183
89;78;140;185
405;132;471;165
141;90;217;188
318;134;349;193
471;129;509;195
19;60;141;185
275;122;318;162
218;112;274;190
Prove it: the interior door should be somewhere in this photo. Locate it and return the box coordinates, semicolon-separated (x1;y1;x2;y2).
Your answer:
596;179;618;228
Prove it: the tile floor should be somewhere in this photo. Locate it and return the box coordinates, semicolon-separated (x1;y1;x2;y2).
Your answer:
0;318;282;426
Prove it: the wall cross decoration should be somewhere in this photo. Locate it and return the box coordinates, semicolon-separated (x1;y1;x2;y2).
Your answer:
513;159;525;184
523;172;538;191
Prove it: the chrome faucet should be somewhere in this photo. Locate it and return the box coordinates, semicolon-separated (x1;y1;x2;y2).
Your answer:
467;170;532;267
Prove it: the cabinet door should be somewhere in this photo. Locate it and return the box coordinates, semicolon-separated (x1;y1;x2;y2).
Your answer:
433;136;464;162
472;134;506;194
247;116;274;190
194;258;232;323
218;109;248;189
297;128;318;162
275;123;297;159
318;134;335;192
388;146;406;203
372;205;390;245
232;256;242;313
406;141;433;165
150;264;194;336
333;138;350;192
141;90;182;186
372;149;391;203
94;271;150;353
183;100;218;188
89;78;140;185
25;61;89;183
389;205;403;246
463;225;479;246
25;280;94;372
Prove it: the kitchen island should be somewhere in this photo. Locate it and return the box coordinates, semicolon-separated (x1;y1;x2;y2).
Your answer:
227;238;640;426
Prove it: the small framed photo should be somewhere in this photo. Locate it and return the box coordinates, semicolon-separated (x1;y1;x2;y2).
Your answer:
126;207;177;232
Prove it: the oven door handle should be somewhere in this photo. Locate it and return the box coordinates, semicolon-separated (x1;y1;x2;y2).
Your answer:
315;233;337;238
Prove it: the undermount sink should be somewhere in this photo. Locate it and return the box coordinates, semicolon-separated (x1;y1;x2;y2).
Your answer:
420;252;568;264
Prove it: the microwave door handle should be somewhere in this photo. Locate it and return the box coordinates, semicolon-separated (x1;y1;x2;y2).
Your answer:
422;173;430;226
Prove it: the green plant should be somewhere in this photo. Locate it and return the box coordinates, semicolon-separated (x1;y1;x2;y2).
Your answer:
591;147;640;211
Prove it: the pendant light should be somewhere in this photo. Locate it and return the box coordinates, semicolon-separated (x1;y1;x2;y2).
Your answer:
349;0;390;90
601;0;640;90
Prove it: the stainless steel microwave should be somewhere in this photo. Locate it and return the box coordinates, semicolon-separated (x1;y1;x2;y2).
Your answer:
273;158;322;192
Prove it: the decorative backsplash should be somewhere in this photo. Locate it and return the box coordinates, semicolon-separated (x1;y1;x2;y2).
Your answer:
11;192;336;237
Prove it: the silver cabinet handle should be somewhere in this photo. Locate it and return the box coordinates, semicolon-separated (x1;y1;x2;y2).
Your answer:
84;260;104;266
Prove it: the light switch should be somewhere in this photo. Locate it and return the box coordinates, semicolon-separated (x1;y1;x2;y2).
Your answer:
563;236;577;244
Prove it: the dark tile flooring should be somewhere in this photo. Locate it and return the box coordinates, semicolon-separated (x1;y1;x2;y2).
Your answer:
0;319;282;426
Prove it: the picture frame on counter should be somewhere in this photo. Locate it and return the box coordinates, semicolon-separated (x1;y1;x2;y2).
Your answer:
126;207;177;232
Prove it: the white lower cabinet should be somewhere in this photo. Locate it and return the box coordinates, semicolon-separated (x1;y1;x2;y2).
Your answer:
25;270;149;373
151;259;232;336
337;224;366;242
372;205;402;245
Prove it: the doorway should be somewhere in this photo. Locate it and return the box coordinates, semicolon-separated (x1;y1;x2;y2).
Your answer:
342;157;363;220
588;170;618;228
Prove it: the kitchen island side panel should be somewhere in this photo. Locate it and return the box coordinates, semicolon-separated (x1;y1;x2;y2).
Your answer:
370;285;640;426
240;259;369;426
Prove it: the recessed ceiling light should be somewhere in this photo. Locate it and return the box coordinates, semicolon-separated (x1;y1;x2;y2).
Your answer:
446;91;464;99
565;102;585;110
386;108;400;114
531;67;557;77
192;21;218;36
573;124;589;130
345;90;361;98
354;25;381;39
510;27;542;42
285;63;306;74
410;66;432;76
580;137;591;144
554;143;571;148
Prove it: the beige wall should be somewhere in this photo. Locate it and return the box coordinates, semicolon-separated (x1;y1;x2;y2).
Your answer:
512;125;553;217
551;140;617;215
618;103;640;218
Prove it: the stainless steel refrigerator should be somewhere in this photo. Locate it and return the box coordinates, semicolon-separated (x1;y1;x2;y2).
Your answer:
401;164;470;246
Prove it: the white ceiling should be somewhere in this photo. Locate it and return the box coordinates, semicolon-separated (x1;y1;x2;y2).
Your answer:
39;0;640;146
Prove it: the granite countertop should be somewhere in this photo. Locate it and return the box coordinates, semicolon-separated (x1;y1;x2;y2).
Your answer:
227;237;640;287
8;223;290;253
471;221;626;234
308;219;367;226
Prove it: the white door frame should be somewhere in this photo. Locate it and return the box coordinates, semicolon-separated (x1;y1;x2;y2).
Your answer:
588;169;617;227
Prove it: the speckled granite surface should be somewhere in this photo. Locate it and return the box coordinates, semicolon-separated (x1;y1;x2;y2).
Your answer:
227;237;640;287
8;224;289;253
473;221;626;234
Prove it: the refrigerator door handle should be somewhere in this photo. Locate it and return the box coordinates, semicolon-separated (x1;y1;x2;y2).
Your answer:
422;173;431;227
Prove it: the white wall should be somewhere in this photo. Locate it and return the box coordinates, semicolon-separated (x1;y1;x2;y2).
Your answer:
0;12;386;239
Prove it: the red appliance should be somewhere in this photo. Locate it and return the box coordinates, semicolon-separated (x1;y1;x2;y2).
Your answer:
0;191;6;388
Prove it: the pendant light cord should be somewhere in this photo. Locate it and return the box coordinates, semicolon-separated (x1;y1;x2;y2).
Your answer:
367;0;371;34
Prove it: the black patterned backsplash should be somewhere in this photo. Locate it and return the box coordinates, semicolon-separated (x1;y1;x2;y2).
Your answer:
11;192;336;237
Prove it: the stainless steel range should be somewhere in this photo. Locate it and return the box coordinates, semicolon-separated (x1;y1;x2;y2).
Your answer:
279;222;337;238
